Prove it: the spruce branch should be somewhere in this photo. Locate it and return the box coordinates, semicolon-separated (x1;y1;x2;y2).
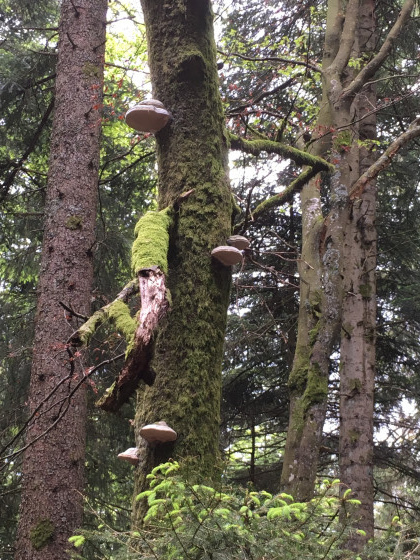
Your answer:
217;49;321;73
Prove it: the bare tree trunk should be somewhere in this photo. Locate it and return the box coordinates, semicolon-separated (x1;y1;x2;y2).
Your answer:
339;0;377;548
280;0;351;499
14;1;107;557
132;0;233;525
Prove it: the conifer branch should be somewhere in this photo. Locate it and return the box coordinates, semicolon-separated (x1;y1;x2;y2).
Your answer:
234;167;318;234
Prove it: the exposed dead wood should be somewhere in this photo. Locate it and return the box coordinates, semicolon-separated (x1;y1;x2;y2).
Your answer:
97;267;170;412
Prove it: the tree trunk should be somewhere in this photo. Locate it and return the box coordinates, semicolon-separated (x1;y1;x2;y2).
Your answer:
14;1;107;558
132;0;232;525
339;0;377;548
280;0;352;499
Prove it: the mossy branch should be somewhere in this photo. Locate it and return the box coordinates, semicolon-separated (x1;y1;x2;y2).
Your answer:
234;167;318;233
70;207;175;411
228;132;334;173
69;279;139;347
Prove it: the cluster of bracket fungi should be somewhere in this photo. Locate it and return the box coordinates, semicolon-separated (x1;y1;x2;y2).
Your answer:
211;235;250;266
118;421;177;466
119;105;249;467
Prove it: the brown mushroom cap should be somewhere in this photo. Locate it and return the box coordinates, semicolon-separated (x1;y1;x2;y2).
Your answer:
227;235;250;251
139;421;177;444
211;246;243;266
117;447;139;465
125;102;171;133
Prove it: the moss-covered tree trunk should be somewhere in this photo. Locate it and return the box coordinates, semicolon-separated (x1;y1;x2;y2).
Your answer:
282;0;414;544
14;1;107;558
132;0;232;524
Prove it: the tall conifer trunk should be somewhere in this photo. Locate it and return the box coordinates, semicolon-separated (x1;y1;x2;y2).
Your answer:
339;0;377;547
14;1;107;557
132;0;232;524
280;0;355;499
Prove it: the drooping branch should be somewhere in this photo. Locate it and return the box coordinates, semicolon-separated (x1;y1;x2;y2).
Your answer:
341;0;415;101
1;98;55;202
350;116;420;199
227;74;302;117
228;132;334;173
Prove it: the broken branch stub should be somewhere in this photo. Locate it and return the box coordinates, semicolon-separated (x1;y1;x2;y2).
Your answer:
97;267;169;412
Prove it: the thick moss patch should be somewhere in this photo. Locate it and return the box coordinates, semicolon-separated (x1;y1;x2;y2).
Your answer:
132;208;172;275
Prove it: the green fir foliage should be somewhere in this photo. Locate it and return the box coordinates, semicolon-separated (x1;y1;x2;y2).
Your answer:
70;462;412;560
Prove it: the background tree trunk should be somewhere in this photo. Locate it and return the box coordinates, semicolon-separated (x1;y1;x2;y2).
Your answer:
339;0;377;548
280;0;351;500
132;0;233;524
14;1;107;557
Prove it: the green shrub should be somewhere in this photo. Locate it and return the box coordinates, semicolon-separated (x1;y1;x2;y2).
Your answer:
70;461;414;560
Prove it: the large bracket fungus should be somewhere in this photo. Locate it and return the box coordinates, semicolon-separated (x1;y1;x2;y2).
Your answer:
211;245;243;266
125;99;171;133
227;234;250;251
139;421;177;445
117;447;139;465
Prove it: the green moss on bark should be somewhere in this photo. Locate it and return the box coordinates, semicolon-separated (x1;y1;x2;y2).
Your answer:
133;0;233;521
65;215;83;230
132;208;172;275
30;518;54;550
107;300;137;347
76;299;136;349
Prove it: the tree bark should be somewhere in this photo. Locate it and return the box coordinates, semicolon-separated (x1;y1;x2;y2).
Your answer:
280;0;352;499
14;1;107;558
132;0;232;525
339;0;377;548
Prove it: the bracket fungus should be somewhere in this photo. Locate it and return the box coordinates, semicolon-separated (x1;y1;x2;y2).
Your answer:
125;99;171;133
211;245;243;266
139;421;177;444
227;235;250;251
117;447;139;465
